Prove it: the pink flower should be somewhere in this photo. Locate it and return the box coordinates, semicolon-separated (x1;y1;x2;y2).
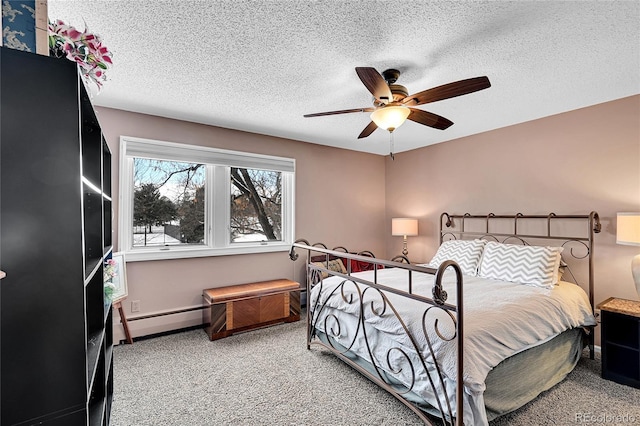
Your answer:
48;19;113;91
67;28;83;40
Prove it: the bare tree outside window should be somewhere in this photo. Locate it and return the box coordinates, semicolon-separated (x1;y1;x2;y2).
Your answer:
230;168;282;242
133;159;282;247
133;158;205;247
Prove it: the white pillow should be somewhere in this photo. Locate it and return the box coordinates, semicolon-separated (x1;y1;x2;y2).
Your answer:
427;239;487;276
477;241;563;289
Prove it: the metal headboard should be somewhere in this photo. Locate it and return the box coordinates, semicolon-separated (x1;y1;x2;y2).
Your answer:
440;212;601;358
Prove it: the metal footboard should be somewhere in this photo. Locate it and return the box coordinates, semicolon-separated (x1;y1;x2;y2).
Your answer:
290;243;464;426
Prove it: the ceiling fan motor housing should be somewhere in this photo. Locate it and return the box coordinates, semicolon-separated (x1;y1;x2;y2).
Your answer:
390;84;408;101
371;69;408;105
373;84;408;106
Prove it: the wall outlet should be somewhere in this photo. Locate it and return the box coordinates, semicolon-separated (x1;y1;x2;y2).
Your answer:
131;300;140;313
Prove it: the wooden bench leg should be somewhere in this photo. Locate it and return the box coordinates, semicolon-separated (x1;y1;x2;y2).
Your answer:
114;301;133;344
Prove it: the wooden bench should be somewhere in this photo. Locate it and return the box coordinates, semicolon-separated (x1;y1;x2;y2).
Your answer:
203;279;301;341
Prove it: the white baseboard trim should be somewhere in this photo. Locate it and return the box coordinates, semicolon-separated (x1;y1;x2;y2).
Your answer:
113;305;204;345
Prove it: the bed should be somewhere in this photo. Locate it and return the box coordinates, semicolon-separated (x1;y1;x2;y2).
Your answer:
288;212;601;425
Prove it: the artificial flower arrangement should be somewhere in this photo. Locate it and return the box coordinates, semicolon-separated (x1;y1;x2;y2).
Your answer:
48;19;113;91
103;258;118;301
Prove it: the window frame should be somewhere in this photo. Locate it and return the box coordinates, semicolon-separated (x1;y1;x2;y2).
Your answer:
119;136;295;261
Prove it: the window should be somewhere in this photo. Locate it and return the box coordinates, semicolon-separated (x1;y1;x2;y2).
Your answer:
119;137;295;261
230;168;283;243
133;158;205;247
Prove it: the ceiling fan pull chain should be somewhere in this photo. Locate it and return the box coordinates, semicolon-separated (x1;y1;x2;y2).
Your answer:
389;132;395;160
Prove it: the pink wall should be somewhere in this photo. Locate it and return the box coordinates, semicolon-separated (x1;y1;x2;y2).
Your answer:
95;107;387;339
385;95;640;330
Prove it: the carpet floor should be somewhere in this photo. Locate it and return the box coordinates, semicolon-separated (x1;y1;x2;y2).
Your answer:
111;320;640;425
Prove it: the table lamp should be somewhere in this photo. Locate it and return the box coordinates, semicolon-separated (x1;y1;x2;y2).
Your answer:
616;212;640;297
392;218;418;256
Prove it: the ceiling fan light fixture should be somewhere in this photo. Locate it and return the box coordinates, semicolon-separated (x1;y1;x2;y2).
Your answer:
370;104;411;132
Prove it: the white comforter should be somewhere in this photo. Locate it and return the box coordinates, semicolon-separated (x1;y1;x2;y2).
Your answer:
310;267;596;425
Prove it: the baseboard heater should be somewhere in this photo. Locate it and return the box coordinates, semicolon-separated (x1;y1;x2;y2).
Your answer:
127;305;207;322
114;304;207;344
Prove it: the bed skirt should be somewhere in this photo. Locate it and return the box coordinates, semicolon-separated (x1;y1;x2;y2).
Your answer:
483;327;585;420
314;327;586;423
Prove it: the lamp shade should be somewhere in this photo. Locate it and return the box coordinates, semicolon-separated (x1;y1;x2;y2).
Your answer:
370;105;411;132
392;218;418;237
617;212;640;246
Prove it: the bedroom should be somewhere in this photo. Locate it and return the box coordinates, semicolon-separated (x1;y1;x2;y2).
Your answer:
0;1;639;425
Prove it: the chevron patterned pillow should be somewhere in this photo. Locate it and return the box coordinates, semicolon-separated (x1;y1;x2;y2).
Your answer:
428;239;487;276
478;242;563;288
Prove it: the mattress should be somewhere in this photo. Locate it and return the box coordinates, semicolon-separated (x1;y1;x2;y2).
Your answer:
309;267;596;425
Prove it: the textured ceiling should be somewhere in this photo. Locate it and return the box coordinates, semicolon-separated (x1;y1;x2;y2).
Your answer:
48;1;640;155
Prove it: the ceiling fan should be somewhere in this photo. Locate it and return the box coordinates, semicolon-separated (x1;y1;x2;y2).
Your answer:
304;67;491;140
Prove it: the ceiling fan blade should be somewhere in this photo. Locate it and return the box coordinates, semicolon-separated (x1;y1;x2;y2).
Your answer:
304;107;374;118
402;76;491;106
407;108;454;130
355;67;393;104
357;121;378;139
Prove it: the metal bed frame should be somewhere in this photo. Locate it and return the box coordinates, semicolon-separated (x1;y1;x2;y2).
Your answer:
288;212;601;425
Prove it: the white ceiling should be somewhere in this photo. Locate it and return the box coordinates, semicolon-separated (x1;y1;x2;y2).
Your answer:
48;1;640;155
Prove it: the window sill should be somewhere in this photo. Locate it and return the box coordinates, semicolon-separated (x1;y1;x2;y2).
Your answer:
123;243;291;262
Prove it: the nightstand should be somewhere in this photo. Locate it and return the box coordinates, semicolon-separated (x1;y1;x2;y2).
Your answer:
597;297;640;389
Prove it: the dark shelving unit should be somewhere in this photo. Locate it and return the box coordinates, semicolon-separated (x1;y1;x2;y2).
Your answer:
0;46;114;425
